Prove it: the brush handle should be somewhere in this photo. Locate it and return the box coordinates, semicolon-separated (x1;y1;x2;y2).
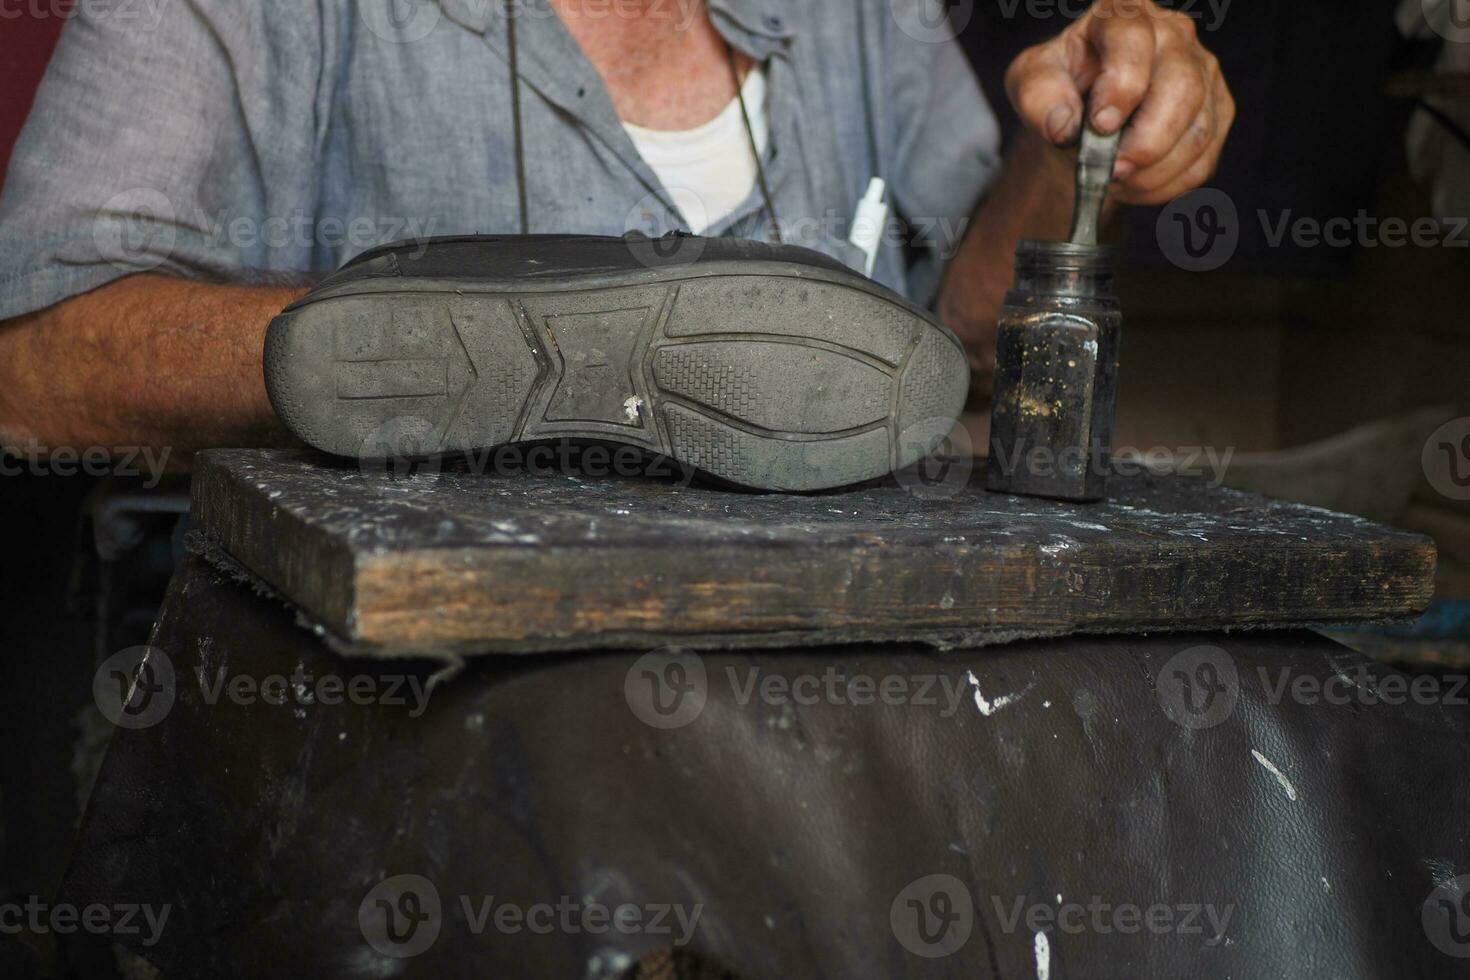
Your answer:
1068;122;1123;246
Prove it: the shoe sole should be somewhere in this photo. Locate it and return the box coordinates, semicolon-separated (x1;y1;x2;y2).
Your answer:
264;258;968;491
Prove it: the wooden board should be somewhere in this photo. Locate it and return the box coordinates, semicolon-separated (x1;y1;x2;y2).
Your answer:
190;448;1437;658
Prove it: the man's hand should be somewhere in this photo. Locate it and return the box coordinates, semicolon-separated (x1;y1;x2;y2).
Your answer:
1004;0;1234;205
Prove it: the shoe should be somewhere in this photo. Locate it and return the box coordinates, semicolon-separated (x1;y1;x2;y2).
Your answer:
264;233;969;491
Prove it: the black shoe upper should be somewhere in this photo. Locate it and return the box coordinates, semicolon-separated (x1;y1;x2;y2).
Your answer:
312;233;857;294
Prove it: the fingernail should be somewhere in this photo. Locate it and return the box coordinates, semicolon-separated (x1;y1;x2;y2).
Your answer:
1093;106;1123;134
1113;159;1136;181
1045;105;1077;144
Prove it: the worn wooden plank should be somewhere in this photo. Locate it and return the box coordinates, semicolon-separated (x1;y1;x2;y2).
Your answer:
190;448;1437;658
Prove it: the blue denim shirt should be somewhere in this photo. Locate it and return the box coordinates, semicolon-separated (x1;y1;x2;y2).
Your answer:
0;0;1000;320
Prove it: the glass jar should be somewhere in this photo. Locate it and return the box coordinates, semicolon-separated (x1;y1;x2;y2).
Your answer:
985;240;1121;502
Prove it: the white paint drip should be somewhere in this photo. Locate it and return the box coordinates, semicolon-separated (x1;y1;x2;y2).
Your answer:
1034;930;1051;980
965;671;1033;717
1251;749;1298;801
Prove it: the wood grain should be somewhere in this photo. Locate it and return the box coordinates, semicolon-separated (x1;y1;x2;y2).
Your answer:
190;449;1437;657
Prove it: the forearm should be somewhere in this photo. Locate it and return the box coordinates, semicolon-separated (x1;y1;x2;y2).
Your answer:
0;274;308;455
937;128;1083;372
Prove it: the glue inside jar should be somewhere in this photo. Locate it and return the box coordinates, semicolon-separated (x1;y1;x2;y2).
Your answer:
984;239;1121;502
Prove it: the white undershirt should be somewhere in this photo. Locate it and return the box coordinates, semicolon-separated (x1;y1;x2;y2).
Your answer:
622;67;768;235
